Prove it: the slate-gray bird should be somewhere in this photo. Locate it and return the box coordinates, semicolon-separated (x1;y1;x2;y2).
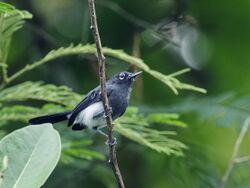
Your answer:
29;71;142;137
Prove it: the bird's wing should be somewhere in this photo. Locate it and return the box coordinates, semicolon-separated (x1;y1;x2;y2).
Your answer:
68;85;113;127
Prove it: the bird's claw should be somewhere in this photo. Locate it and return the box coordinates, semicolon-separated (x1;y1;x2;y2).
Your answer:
105;137;117;146
103;107;112;118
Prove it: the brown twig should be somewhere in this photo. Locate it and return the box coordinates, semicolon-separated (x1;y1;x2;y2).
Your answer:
87;1;125;188
219;117;250;188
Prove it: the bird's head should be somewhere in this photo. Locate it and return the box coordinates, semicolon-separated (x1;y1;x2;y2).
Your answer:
110;71;142;86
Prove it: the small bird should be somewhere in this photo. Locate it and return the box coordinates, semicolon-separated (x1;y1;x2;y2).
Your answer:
29;71;142;138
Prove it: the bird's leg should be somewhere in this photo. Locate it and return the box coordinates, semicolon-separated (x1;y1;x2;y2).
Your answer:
93;126;108;138
97;129;109;138
103;107;117;146
93;125;117;146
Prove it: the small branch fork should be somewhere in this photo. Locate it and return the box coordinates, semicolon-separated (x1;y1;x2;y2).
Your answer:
87;1;125;188
219;117;250;188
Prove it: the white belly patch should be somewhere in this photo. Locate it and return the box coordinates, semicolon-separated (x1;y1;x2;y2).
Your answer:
73;102;104;128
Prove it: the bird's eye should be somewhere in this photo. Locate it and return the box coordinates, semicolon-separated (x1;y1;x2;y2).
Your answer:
119;73;126;80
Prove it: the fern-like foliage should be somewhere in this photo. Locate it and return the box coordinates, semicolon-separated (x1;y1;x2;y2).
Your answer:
0;104;66;123
115;107;187;156
0;81;81;107
0;3;32;64
0;105;41;122
0;3;192;162
147;113;187;128
61;139;105;164
0;2;15;13
169;93;250;127
8;44;206;94
0;82;187;157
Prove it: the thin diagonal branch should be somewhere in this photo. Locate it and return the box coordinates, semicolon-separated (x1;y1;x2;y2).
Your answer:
87;1;125;188
219;117;250;188
96;0;180;47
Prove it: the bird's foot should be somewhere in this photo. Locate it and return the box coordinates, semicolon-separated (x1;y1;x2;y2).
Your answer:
105;137;117;146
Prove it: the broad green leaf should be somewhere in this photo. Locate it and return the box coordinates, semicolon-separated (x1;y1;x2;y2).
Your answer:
0;124;61;188
0;156;8;187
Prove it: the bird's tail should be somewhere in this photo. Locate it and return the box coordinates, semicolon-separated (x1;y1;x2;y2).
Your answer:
29;111;72;125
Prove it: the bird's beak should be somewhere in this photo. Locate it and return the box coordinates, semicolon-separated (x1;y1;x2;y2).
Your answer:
130;71;143;79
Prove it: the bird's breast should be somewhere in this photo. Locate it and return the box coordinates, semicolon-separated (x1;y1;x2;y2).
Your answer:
74;101;104;128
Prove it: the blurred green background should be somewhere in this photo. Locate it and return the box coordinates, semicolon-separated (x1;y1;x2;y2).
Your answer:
2;0;250;187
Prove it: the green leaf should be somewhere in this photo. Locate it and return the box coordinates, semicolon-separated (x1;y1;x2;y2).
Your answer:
8;44;206;95
0;124;61;188
0;156;8;187
0;105;40;122
0;102;187;157
0;6;32;63
0;82;81;107
0;2;15;14
147;113;187;128
169;93;250;127
115;122;187;156
61;140;105;163
0;104;67;123
102;47;206;94
116;109;187;156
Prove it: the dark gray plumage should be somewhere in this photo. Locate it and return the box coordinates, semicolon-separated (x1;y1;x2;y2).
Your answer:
29;71;142;136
